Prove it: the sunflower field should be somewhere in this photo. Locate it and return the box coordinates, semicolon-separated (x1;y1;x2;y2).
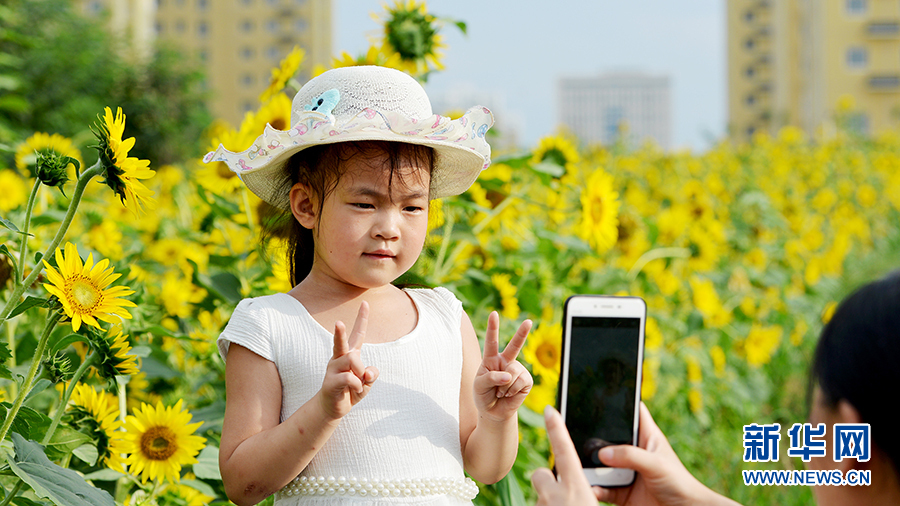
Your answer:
2;2;900;506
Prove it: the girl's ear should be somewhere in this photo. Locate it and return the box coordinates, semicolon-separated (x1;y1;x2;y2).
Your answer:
289;183;317;230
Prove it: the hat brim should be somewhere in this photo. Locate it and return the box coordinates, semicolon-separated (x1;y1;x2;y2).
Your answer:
204;106;493;210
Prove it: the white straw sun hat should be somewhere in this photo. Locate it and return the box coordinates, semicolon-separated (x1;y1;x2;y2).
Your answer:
203;66;494;210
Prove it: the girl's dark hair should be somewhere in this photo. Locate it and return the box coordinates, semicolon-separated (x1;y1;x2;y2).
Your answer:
261;141;434;286
810;270;900;474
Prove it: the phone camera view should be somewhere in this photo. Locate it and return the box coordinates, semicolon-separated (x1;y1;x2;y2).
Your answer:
566;316;640;469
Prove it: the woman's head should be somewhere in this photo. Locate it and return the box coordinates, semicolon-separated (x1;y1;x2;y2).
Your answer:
267;140;434;286
808;271;900;500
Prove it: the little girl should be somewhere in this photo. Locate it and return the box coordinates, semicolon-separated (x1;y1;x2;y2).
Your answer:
205;66;533;506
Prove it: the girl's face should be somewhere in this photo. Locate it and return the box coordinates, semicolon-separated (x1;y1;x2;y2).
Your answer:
308;150;430;290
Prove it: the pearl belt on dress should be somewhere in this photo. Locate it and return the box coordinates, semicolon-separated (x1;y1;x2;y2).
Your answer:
277;475;479;500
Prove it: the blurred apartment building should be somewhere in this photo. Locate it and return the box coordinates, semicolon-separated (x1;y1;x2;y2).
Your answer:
729;0;900;141
557;72;671;149
75;0;331;127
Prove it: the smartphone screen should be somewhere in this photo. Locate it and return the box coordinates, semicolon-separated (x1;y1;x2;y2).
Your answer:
565;316;641;469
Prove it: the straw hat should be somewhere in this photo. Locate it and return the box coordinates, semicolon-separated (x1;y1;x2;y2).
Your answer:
203;66;494;210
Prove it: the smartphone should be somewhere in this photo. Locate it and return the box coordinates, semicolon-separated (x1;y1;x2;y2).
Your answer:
557;294;646;487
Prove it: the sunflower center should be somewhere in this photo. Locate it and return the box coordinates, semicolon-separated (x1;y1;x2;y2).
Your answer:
140;426;178;460
70;277;101;310
536;342;559;369
590;198;605;224
216;162;236;179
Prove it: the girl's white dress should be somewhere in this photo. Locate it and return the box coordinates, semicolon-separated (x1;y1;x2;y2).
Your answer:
218;287;478;505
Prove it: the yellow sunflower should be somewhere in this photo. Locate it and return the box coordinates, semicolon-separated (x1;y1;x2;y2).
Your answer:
577;168;620;253
375;0;447;78
0;170;28;212
331;45;404;72
42;242;137;332
69;383;127;472
122;399;206;484
259;45;305;103
522;323;561;381
530;134;581;174
92;327;140;378
95;107;156;216
15;132;83;175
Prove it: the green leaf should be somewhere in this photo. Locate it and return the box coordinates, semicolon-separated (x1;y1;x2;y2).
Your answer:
495;473;527;506
203;272;242;304
0;340;12;380
72;443;98;466
7;433;115;506
140;355;178;380
129;345;151;358
9;296;49;319
0;216;25;234
7;405;51;441
45;426;92;458
180;478;217;497
81;468;124;481
50;333;90;354
25;379;51;401
0;243;18;273
517;405;546;428
530;161;566;178
454;20;468;35
141;324;176;338
191;400;226;433
192;445;221;480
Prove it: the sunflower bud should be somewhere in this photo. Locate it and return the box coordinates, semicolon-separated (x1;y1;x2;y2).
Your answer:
43;352;74;384
35;150;78;194
85;326;140;382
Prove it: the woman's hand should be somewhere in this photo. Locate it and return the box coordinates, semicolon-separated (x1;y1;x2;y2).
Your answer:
317;301;379;421
473;311;533;422
532;404;742;506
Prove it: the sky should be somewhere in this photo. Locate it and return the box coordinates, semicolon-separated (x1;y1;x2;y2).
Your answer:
333;1;727;152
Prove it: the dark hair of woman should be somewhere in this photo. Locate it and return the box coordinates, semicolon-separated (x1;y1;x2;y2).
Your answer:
810;270;900;476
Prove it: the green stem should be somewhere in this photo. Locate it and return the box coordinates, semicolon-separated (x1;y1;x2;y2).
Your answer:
0;481;25;506
18;179;41;285
626;247;692;281
41;353;97;445
432;207;456;281
0;311;63;443
241;186;255;232
0;162;104;331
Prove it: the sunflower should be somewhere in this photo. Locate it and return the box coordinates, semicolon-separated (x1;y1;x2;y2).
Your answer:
94;107;156;216
376;0;447;78
15;132;83;177
577;168;620;253
90;327;140;379
122;399;206;483
246;92;292;132
522;323;561;380
0;170;28;212
530;134;581;174
259;45;305;103
523;374;557;414
42;242;137;332
331;45;404;72
69;383;127;472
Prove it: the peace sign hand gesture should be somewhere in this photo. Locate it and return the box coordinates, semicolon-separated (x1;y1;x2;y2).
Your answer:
474;311;534;422
317;302;379;422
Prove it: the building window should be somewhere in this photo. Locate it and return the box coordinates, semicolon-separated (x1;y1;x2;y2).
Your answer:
198;0;207;9
240;46;254;59
295;19;308;32
267;46;280;60
241;74;255;87
746;95;756;106
266;19;279;31
155;22;164;35
176;20;186;33
199;50;208;62
745;66;756;78
846;0;867;14
86;1;103;14
847;112;869;134
746;126;756;137
744;10;754;22
241;19;254;32
744;38;755;50
198;21;208;36
847;47;868;68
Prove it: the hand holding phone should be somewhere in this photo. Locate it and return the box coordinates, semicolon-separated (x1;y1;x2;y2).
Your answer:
557;295;646;487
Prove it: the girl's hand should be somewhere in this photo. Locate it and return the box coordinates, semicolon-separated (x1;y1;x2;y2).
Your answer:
317;302;379;422
474;311;533;422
